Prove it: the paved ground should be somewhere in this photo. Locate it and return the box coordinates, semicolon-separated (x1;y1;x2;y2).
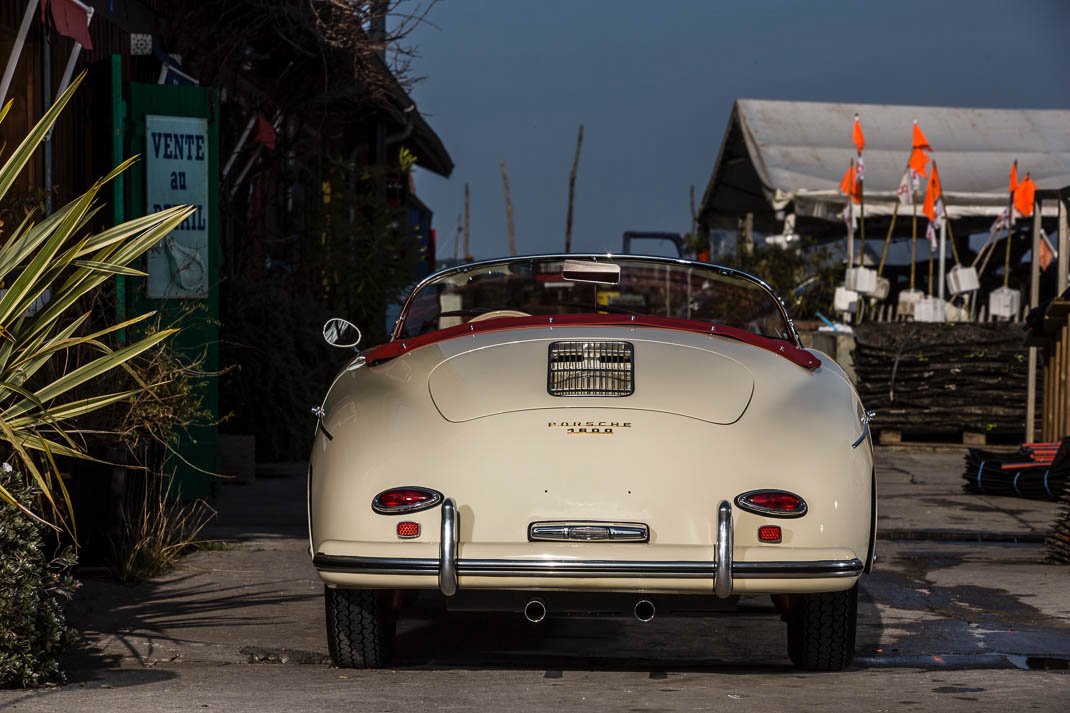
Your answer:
1;447;1068;712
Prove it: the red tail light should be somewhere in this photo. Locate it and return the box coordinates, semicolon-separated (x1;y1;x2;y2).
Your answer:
397;521;421;538
372;487;443;514
735;490;808;518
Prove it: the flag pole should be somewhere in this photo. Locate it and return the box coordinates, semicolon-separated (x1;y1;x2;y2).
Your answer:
928;231;935;297
856;120;865;269
877;201;898;277
910;194;918;292
1003;186;1015;289
938;216;947;301
846;157;855;281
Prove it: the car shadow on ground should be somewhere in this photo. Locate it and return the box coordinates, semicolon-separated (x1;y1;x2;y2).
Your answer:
386;589;886;674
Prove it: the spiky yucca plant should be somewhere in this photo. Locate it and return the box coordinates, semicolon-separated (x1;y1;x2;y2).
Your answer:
0;73;196;528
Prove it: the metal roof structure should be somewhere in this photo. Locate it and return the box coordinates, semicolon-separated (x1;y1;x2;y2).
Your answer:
698;99;1070;236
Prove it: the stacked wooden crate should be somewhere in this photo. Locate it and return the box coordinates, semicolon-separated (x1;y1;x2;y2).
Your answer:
854;323;1031;444
1049;494;1070;564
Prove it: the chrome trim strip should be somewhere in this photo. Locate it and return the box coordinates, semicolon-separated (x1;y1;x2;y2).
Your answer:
439;498;458;596
313;554;864;579
314;554;439;574
732;560;864;577
459;559;717;578
715;501;733;598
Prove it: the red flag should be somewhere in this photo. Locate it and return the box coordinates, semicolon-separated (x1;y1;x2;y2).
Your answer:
912;121;932;151
839;162;860;203
1008;160;1019;194
41;0;93;50
254;116;276;151
1014;174;1037;217
923;163;943;222
852;114;865;154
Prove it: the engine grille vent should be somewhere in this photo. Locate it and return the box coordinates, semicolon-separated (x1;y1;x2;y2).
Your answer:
547;341;634;397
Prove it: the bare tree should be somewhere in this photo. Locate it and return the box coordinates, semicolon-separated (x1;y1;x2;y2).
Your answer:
464;182;471;260
453;213;462;262
564;124;584;253
170;0;437;104
689;184;697;237
499;161;516;256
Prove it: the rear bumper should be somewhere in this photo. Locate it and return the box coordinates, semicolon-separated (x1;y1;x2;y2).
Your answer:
313;498;865;595
313;553;863;578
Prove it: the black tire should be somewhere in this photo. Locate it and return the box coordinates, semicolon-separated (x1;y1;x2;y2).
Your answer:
786;584;858;671
324;587;395;668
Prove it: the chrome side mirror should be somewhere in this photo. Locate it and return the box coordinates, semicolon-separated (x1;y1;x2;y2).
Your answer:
323;318;362;349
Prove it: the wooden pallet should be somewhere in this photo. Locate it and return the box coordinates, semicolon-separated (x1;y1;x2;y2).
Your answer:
878;429;988;446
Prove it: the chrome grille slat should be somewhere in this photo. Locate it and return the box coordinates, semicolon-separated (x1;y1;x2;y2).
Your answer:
547;341;634;396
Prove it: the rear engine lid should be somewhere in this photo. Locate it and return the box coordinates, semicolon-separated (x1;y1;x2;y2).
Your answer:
428;338;753;423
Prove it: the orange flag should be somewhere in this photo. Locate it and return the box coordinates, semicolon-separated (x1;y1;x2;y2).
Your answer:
1039;234;1055;271
839;162;860;203
1014;174;1037;217
1008;160;1019;194
908;146;929;178
852;114;865;153
912;121;932;151
923;163;943;221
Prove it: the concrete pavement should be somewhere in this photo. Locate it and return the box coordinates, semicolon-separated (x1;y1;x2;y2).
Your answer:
1;447;1067;712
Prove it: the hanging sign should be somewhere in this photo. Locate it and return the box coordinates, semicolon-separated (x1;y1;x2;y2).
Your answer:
145;114;209;298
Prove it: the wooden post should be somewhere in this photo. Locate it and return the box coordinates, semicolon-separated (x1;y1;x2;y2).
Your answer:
1031;199;1042;312
499;161;516;256
1043;350;1051;442
564;124;583;253
739;212;754;257
1054;340;1061;440
1026;200;1042;442
1063;315;1070;438
463;183;471;261
1059;197;1069;296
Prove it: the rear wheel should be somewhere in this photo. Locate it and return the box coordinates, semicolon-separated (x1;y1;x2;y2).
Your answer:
785;584;858;671
324;587;395;668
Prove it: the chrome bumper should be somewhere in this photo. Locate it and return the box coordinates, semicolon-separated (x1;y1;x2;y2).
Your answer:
314;496;863;593
312;553;865;580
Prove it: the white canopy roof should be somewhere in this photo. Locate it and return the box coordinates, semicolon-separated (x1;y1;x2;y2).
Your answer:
699;99;1070;233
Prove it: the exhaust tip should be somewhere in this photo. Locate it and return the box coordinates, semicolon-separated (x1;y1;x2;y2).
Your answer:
634;599;655;622
524;597;547;623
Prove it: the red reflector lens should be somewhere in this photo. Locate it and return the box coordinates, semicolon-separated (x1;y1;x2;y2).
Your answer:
397;521;421;538
378;489;432;508
758;525;782;543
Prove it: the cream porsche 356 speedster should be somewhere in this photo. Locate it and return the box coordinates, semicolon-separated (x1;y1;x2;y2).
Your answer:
309;254;875;671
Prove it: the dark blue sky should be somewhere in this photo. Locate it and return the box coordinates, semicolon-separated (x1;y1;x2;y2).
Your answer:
409;0;1070;260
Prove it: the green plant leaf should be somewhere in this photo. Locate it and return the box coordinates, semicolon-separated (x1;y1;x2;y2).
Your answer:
71;260;148;277
2;328;177;422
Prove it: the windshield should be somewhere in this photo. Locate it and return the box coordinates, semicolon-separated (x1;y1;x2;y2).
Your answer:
397;257;791;341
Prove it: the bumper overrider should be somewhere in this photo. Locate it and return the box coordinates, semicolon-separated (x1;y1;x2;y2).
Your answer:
312;498;864;596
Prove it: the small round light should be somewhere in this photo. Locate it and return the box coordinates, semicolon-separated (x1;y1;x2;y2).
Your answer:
735;490;808;518
372;487;444;514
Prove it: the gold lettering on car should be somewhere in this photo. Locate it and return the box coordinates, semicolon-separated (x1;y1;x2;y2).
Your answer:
547;420;631;435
